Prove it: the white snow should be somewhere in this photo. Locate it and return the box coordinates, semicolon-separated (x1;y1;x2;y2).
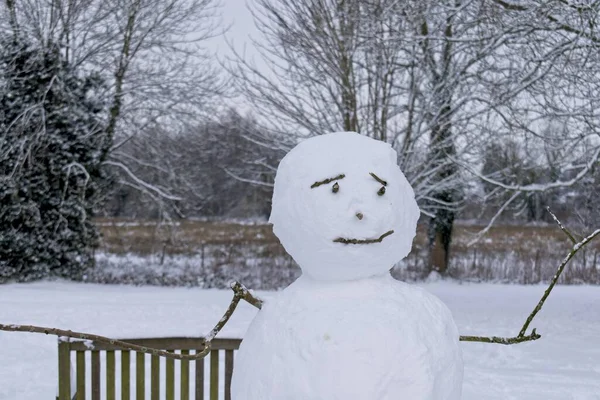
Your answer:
232;274;463;400
1;281;600;399
269;132;420;282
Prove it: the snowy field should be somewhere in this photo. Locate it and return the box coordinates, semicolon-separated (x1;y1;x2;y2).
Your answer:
1;281;599;400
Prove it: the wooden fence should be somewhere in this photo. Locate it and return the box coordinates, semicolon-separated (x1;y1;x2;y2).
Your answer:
57;337;242;400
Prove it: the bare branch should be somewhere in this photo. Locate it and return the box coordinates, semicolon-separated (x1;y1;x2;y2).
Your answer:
457;146;600;193
0;323;210;360
460;217;600;345
467;191;521;247
546;206;577;244
104;160;182;201
231;281;264;310
517;226;600;338
460;330;540;345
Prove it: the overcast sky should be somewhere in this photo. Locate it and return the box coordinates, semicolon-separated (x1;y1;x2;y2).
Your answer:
203;0;263;110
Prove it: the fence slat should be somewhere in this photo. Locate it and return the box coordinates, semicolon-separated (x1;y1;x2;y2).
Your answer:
225;350;234;400
136;353;145;400
195;350;204;400
151;355;160;400
58;341;71;400
91;351;101;400
107;351;116;400
210;350;219;400
121;351;130;400
166;354;175;400
181;350;190;400
76;351;86;400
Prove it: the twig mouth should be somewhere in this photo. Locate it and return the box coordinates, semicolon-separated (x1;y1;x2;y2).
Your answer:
333;229;394;245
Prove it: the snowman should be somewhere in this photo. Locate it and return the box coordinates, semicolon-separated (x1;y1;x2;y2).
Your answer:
231;132;463;400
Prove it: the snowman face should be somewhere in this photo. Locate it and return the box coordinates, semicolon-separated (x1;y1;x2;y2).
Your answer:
269;132;420;281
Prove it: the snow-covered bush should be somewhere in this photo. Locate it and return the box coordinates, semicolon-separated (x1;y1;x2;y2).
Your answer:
0;37;112;282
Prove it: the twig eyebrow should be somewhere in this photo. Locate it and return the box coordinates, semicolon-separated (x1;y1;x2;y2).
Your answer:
310;174;345;189
370;172;387;186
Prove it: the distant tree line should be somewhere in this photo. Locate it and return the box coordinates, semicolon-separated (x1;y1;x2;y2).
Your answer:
107;112;600;233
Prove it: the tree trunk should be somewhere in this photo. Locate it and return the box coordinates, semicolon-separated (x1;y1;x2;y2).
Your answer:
428;205;455;275
427;103;458;275
5;0;19;36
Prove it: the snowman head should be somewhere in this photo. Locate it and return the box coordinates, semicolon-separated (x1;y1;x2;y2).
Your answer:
269;132;420;281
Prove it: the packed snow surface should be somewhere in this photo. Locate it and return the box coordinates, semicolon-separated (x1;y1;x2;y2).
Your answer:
232;274;462;400
269;132;420;281
1;281;600;399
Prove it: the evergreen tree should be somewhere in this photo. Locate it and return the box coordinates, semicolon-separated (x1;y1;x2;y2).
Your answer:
0;36;112;282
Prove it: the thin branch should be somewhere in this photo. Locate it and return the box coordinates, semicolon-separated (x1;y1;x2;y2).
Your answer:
224;168;274;188
467;191;521;247
457;146;600;193
310;174;346;189
104;160;182;201
546;206;577;244
460;330;540;345
460;215;600;345
231;281;264;309
369;172;387;186
0;323;210;360
333;230;395;245
518;226;600;338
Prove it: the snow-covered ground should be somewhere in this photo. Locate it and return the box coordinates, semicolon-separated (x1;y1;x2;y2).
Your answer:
1;281;599;400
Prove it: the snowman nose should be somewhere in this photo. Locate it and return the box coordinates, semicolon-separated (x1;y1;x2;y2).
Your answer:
356;212;364;220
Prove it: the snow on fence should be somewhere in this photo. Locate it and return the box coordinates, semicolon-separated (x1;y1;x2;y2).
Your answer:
57;337;241;400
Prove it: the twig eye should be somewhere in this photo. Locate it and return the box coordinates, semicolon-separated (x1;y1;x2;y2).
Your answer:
377;186;386;196
332;182;340;193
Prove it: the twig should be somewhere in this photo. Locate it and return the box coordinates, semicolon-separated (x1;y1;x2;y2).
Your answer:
310;174;345;189
231;281;263;309
333;230;395;245
460;329;540;345
0;281;264;360
460;214;600;345
369;172;387;186
517;226;600;338
0;324;210;360
546;206;577;244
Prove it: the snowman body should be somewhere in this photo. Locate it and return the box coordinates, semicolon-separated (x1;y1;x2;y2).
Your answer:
232;274;463;400
231;132;463;400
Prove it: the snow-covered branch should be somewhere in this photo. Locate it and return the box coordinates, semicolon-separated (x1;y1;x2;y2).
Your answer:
103;160;182;202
